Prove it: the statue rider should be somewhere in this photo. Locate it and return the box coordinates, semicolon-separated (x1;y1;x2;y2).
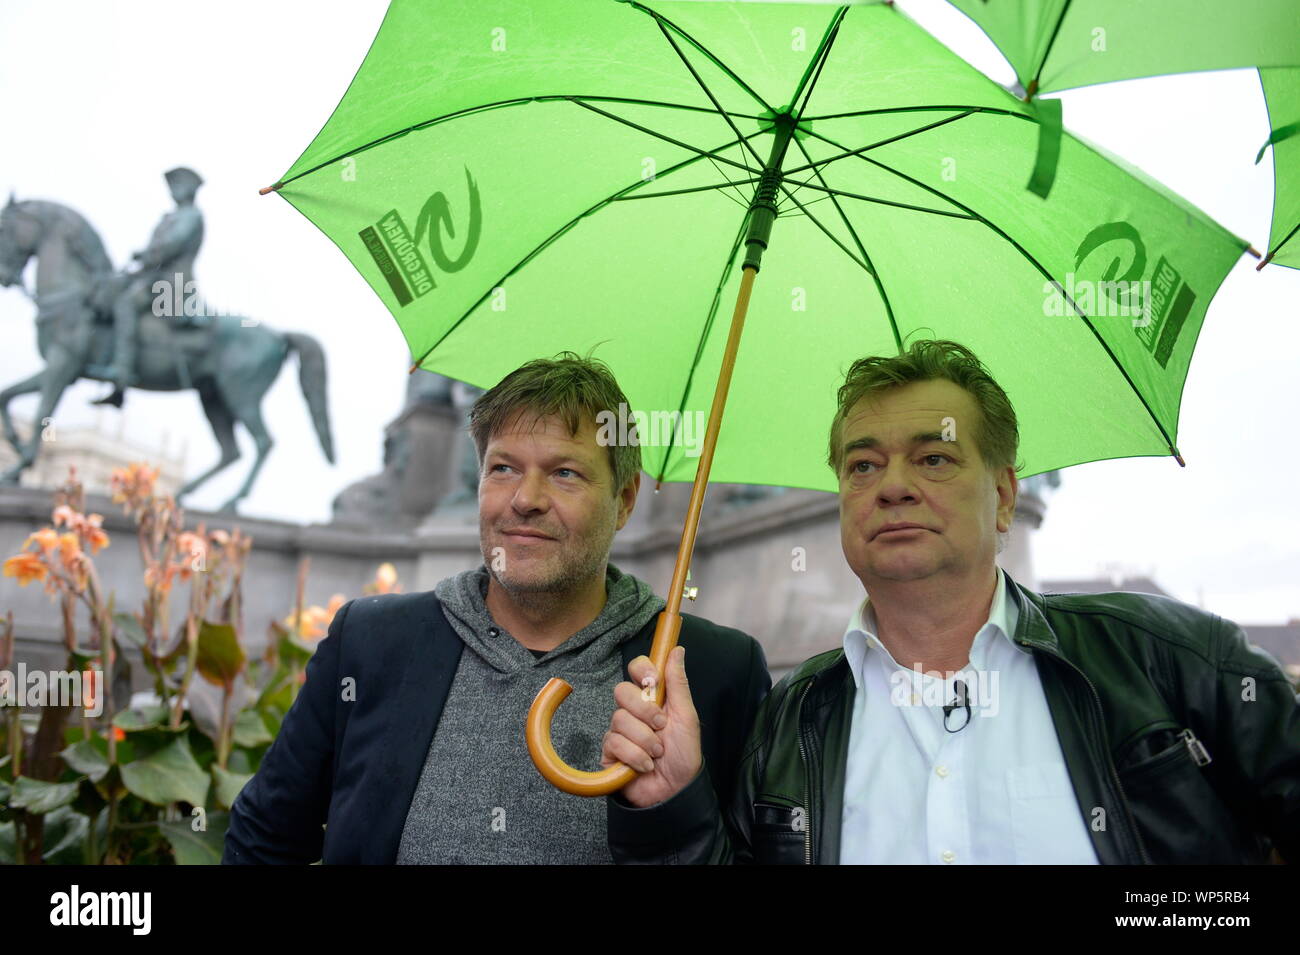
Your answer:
93;166;206;408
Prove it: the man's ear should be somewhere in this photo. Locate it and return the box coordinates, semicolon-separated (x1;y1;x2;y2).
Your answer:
616;471;640;530
995;466;1018;534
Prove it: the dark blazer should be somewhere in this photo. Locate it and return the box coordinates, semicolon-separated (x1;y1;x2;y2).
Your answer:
222;588;770;863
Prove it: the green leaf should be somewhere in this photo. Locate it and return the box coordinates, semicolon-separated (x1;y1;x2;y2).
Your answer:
275;621;314;668
113;703;170;733
113;612;149;650
119;736;210;807
195;620;246;689
232;708;273;748
61;738;110;782
0;821;14;863
159;811;229;864
41;805;89;864
255;672;295;716
211;765;252;810
9;776;81;814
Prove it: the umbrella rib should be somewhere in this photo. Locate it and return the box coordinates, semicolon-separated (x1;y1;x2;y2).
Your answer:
652;18;768;169
779;178;976;220
620;1;773;115
1028;0;1076;96
776;193;837;215
773;182;871;275
272;95;767;189
611;179;759;201
1267;221;1299;264
566;97;763;177
782;109;979;177
700;153;761;209
800;124;1184;458
407;130;769;373
802;104;1033;123
788;132;903;352
789;6;849;119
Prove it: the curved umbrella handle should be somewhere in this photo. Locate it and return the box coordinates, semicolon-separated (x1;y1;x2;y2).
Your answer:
526;610;681;796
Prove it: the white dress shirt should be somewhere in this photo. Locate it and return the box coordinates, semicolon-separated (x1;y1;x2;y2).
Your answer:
839;569;1099;864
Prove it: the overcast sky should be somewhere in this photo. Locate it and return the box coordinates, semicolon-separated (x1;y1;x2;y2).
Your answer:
1;0;1296;624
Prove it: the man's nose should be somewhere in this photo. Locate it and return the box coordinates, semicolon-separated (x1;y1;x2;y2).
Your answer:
875;456;919;507
510;469;550;514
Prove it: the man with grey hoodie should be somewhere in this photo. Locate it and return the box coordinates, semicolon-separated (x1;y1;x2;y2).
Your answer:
223;353;770;864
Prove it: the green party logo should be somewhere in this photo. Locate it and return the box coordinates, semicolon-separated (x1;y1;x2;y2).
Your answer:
358;167;482;307
1069;221;1196;368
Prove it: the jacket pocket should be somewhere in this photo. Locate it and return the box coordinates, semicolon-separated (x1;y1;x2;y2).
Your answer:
751;799;808;865
1116;725;1251;863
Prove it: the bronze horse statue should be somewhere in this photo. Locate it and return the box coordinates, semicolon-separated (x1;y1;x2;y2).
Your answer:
0;195;334;512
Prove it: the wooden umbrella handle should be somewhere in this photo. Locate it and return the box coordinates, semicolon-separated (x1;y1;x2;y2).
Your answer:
525;610;681;796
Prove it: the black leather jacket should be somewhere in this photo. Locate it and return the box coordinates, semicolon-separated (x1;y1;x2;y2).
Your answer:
608;576;1300;864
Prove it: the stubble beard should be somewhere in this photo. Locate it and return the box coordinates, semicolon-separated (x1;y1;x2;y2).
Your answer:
481;516;615;614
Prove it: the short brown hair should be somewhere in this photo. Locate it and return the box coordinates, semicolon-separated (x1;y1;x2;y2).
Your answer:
469;351;640;494
828;339;1019;474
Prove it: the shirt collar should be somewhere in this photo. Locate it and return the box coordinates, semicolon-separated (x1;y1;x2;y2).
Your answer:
841;567;1022;690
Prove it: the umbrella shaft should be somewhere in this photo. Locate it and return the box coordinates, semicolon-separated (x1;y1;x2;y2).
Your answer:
664;263;758;617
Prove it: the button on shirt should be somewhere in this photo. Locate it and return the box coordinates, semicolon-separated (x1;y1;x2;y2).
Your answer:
839;569;1098;864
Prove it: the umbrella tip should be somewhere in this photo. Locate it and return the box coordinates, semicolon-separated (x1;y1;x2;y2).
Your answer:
407;360;420;375
1173;451;1186;468
1255;250;1275;271
1246;245;1262;259
258;181;284;196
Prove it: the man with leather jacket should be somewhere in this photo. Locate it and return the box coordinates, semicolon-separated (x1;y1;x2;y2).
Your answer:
600;339;1299;864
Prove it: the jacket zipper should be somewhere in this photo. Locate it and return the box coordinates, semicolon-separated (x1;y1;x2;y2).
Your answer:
1033;642;1152;864
1180;728;1212;766
796;680;814;865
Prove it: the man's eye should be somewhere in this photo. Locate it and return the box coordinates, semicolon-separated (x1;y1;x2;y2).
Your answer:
921;454;950;467
555;468;577;478
851;460;876;474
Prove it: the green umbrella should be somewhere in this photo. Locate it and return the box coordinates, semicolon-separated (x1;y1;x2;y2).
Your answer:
946;0;1300;97
1256;68;1299;269
262;0;1251;793
945;0;1300;256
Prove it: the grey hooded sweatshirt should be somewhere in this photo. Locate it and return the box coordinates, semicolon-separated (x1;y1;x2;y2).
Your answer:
396;562;665;864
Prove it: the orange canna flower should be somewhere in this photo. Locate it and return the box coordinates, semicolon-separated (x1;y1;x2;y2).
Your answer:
371;562;401;594
56;532;82;572
176;532;208;579
109;462;159;505
3;552;47;586
286;593;347;640
144;562;177;594
23;527;59;555
51;504;76;528
86;525;110;554
82;513;109;554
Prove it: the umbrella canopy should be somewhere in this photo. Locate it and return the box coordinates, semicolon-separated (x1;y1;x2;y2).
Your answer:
266;0;1249;491
1258;68;1299;269
945;0;1300;267
946;0;1300;97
